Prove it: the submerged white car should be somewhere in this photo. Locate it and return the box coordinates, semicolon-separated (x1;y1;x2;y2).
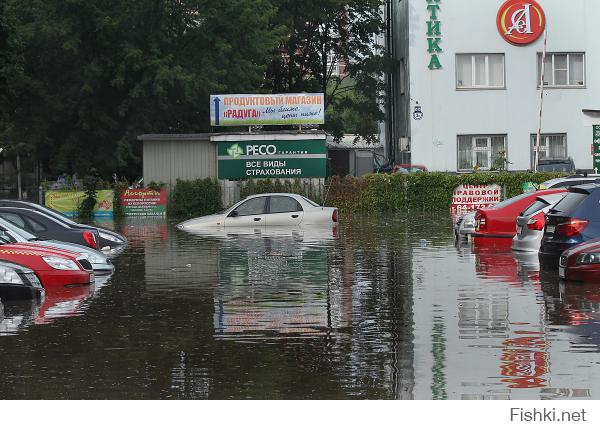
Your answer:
176;193;338;232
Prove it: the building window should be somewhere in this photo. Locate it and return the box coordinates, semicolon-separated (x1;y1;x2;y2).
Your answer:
538;53;585;87
458;135;507;171
530;134;567;167
456;54;505;89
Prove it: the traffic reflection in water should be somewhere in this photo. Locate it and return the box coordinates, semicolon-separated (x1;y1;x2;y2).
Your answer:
0;214;599;399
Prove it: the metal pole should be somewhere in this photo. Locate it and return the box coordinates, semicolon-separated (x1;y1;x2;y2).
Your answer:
534;30;548;173
16;153;22;200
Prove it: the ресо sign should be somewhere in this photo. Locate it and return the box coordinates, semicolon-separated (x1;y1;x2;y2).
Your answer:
210;93;324;126
218;139;327;180
450;184;502;218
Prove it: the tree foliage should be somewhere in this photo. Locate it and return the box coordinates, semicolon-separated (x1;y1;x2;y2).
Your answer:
0;0;386;181
1;0;278;178
266;0;387;141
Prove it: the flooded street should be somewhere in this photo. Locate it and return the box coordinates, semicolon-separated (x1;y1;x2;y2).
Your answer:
0;213;599;399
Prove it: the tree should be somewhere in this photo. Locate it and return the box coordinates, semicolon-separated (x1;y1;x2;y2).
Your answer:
1;0;278;179
265;0;387;141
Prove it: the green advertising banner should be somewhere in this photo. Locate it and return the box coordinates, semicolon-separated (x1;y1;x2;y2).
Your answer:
45;190;114;218
594;125;600;173
217;139;327;180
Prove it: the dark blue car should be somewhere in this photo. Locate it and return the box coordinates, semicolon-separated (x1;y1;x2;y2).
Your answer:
539;183;600;266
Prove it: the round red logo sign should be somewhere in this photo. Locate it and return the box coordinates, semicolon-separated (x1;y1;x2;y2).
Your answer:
497;0;546;45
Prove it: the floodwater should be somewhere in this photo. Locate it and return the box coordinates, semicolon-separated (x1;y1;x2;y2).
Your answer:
0;213;599;399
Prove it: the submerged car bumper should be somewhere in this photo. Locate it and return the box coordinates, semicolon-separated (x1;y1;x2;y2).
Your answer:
36;269;93;289
0;282;43;300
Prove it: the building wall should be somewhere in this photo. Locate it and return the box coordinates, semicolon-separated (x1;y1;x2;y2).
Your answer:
141;135;216;187
401;0;599;172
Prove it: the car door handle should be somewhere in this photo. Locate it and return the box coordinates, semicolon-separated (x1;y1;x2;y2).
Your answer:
254;217;262;222
291;215;299;219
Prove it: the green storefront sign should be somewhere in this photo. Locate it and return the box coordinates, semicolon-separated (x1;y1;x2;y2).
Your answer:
218;139;327;179
594;125;600;173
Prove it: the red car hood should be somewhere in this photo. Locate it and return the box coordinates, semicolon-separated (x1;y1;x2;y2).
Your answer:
0;243;83;271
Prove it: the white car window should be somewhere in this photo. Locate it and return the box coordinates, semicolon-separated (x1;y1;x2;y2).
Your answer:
301;197;320;207
269;197;302;214
233;197;267;216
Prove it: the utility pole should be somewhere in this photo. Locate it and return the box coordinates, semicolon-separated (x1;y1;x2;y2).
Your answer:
534;30;548;173
385;0;396;165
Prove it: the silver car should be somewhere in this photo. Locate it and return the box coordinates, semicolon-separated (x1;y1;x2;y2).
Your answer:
0;218;114;274
511;193;567;252
454;211;477;241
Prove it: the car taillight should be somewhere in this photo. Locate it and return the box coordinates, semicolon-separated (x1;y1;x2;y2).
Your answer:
556;218;589;238
527;212;545;231
332;209;338;223
475;212;487;232
83;231;98;249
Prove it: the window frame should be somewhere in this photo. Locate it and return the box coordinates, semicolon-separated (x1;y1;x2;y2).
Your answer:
457;134;508;172
456;53;506;90
529;133;568;169
537;52;585;88
267;196;303;214
228;196;268;217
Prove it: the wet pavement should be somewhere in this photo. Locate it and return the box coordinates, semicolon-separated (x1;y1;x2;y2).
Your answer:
0;213;599;399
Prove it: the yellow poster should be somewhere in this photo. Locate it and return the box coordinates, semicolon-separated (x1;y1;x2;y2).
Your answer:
45;190;114;218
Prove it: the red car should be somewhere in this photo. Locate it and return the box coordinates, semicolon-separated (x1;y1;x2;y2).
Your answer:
559;238;600;282
473;190;566;239
0;242;93;290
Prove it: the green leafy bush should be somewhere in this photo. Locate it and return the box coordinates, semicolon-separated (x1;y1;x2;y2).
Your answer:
326;172;566;213
170;178;222;217
240;179;322;203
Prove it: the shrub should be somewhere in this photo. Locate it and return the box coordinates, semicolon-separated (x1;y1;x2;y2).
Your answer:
326;172;566;213
170;178;222;217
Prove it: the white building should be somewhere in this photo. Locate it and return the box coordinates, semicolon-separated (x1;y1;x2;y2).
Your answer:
388;0;600;172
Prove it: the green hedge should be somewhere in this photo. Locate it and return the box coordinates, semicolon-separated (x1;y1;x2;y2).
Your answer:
325;172;566;212
170;178;222;217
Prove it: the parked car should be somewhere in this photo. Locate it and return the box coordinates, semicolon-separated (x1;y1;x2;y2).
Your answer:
0;218;113;274
454;211;477;241
394;164;428;173
177;193;338;232
0;241;93;289
473;190;566;239
558;238;600;282
539;175;600;190
0;259;44;300
0;200;127;256
540;184;600;266
0;207;100;250
512;192;568;252
537;158;576;173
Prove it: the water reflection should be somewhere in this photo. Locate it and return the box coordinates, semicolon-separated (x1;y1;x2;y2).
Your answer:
0;214;599;399
0;275;111;335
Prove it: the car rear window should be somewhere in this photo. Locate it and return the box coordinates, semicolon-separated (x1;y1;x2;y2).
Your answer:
550;191;588;214
521;200;548;217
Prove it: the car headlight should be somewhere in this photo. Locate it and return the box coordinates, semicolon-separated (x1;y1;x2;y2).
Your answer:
99;232;124;244
576;253;600;265
42;256;80;271
0;266;25;284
